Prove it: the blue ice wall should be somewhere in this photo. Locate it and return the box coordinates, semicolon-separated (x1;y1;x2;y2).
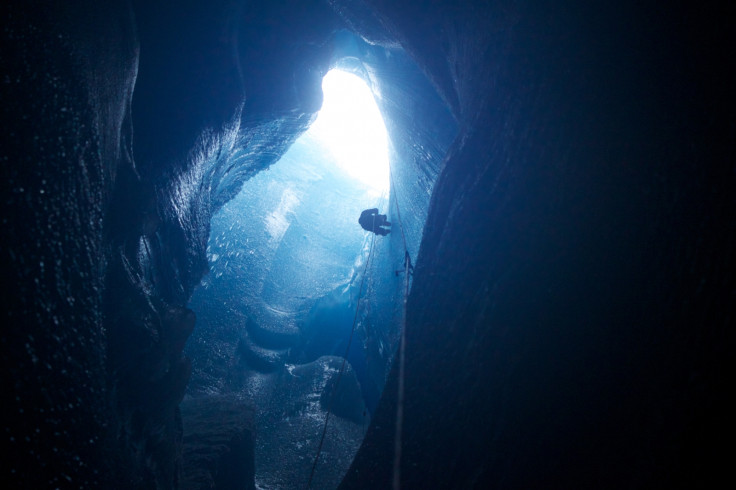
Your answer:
187;131;383;385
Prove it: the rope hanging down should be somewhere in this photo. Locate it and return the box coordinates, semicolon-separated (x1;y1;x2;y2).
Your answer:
306;171;413;489
388;165;411;490
306;212;379;489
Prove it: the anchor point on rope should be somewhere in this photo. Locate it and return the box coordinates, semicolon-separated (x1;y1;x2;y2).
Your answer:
395;251;414;276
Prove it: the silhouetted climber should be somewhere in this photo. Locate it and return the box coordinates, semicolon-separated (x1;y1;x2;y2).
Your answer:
359;208;391;236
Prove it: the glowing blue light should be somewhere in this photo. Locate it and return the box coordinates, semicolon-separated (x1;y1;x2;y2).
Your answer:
308;70;389;193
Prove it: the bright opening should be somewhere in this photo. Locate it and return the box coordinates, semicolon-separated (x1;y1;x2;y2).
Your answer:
308;70;390;192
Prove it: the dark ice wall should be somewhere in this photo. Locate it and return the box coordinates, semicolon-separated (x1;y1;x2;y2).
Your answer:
341;0;734;488
1;1;138;486
3;0;342;486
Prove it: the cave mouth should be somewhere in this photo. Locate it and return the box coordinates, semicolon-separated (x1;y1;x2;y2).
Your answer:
184;30;457;486
310;69;390;194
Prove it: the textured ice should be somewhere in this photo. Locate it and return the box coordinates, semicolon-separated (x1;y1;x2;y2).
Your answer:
265;187;300;245
242;357;367;490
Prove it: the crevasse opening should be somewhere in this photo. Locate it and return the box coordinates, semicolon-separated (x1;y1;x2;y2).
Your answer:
309;69;390;193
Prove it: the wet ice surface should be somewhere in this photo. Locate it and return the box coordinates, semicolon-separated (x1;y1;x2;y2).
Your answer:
245;358;367;490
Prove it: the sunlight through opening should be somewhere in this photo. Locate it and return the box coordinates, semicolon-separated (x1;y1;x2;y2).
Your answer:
308;70;390;193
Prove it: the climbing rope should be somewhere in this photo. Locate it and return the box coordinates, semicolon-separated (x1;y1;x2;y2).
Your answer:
306;209;380;489
306;173;413;489
388;166;410;261
388;165;411;490
392;250;410;490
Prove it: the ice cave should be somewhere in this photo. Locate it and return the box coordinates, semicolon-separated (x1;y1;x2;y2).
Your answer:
183;64;453;488
2;0;733;489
